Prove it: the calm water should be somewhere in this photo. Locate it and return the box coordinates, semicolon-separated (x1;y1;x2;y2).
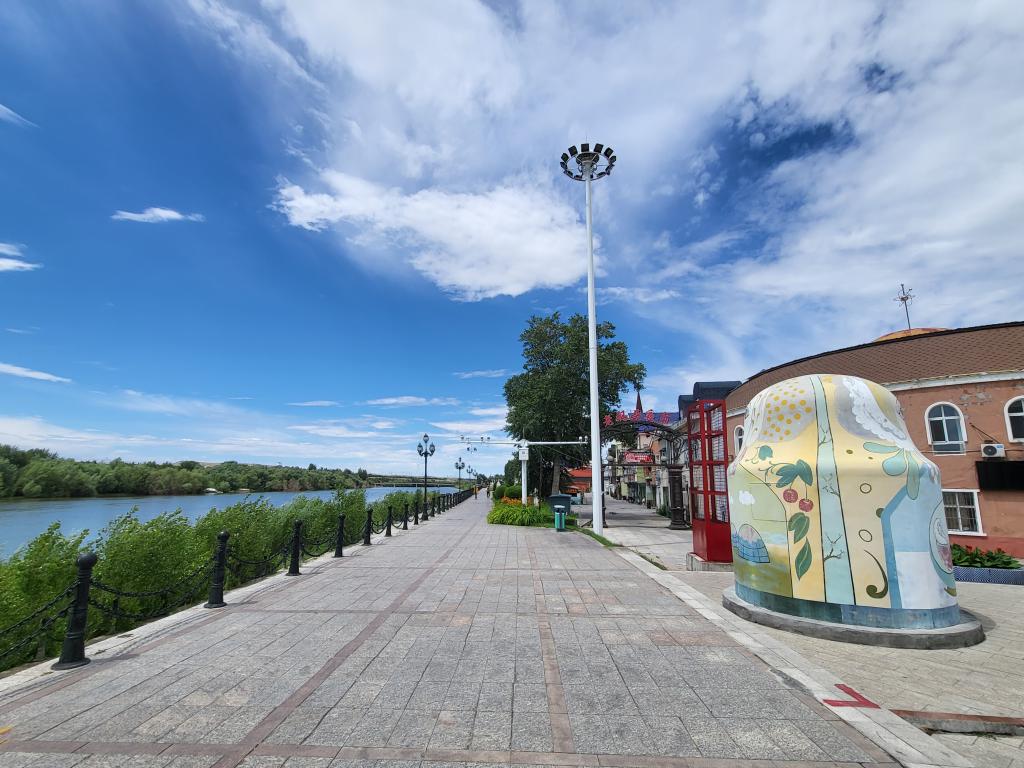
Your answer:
0;486;457;558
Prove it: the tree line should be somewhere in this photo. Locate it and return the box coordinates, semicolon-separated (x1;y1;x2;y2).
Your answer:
0;445;376;499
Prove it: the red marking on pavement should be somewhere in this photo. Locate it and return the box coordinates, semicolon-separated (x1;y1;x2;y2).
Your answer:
823;683;880;708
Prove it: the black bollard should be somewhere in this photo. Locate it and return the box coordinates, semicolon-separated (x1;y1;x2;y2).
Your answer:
53;552;98;669
205;531;230;608
413;501;420;525
402;502;409;530
363;506;373;545
385;505;393;537
334;513;346;558
287;519;302;576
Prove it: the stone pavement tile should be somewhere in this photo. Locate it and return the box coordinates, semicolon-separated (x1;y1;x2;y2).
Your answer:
441;681;480;711
348;708;404;747
469;710;511;751
476;682;512;712
569;713;650;755
693;687;818;720
331;761;419;768
374;680;418;711
628;684;704;716
408;681;451;711
165;704;240;741
562;684;639;715
714;717;788;760
304;707;366;745
793;718;872;762
677;714;746;759
387;709;438;748
0;754;91;768
642;715;701;757
510;711;553;752
757;719;830;761
203;705;275;743
281;758;334;768
237;758;286;768
267;706;329;743
511;683;548;713
165;758;219;768
428;709;475;749
339;681;387;709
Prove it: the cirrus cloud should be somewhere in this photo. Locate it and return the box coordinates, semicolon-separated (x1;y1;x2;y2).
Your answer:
111;207;205;223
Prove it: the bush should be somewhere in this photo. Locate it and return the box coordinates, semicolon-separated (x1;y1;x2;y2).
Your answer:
494;484;506;500
951;544;1021;569
487;502;552;527
0;488;378;673
504;485;522;500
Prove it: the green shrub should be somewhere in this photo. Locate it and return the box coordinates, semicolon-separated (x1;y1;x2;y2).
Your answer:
504;485;522;499
494;484;506;500
951;544;1021;569
487;501;553;527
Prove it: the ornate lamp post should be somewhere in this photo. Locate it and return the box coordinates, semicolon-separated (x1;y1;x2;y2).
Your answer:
560;142;616;535
455;457;466;490
417;433;435;508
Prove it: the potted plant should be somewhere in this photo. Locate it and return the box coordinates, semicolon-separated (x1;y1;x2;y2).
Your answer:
952;544;1024;585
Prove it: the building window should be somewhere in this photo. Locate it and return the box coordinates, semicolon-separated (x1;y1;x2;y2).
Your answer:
1007;397;1024;442
926;403;965;453
734;425;744;452
943;490;982;534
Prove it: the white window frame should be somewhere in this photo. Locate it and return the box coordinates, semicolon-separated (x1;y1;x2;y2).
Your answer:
1005;396;1024;443
733;425;744;453
925;402;966;454
942;488;985;536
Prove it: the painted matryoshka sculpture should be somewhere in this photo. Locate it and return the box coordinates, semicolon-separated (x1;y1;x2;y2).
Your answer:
727;374;961;629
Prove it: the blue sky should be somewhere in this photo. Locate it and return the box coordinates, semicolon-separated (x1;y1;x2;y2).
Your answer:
1;1;1022;475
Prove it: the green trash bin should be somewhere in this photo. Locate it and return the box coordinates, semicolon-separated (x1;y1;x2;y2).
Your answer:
548;494;572;532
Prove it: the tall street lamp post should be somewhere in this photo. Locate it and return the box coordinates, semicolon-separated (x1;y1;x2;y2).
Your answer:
455;457;465;490
417;433;435;509
560;142;616;536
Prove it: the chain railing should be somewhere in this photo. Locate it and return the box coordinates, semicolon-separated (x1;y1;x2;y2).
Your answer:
0;489;478;671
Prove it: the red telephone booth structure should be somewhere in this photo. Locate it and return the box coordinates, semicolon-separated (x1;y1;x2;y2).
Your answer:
687;399;733;563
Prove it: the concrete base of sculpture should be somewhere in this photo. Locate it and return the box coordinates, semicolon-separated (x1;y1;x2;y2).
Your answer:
722;587;984;649
687;552;734;572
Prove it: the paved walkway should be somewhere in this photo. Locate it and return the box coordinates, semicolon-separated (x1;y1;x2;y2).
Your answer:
0;494;897;768
595;502;1024;768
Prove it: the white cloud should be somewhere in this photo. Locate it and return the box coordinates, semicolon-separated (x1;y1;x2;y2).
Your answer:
112;389;242;417
0;103;35;127
187;1;1024;381
601;287;681;304
453;369;507;379
6;328;34;334
287;422;379;438
0;258;40;272
111;207;205;223
275;173;587;300
287;400;339;407
0;362;71;383
0;243;40;272
365;395;459;407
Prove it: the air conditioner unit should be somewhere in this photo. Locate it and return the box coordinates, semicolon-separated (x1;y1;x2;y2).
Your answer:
981;443;1006;459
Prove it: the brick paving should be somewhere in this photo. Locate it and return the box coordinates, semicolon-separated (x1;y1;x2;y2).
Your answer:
0;494;895;768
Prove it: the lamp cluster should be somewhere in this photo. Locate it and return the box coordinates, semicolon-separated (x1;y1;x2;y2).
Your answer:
560;143;616;181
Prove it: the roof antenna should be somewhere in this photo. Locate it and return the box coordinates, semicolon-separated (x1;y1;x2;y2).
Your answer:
893;283;914;330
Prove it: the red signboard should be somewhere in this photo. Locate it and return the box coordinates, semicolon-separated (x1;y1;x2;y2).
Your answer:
623;451;653;464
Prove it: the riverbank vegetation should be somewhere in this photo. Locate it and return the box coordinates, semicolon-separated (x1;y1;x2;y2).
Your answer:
0;444;434;499
0;488;427;673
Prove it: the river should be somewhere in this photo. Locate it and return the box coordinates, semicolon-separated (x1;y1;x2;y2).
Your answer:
0;486;457;558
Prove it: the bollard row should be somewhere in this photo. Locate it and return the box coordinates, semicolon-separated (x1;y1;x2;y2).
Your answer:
41;488;477;670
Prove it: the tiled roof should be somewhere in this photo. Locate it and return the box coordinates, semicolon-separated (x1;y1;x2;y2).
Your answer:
726;322;1024;409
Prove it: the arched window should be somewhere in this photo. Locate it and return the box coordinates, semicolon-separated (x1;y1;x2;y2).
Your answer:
926;403;965;453
1006;397;1024;442
734;425;744;453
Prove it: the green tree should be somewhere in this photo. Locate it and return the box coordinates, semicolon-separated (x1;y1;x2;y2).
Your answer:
504;313;645;496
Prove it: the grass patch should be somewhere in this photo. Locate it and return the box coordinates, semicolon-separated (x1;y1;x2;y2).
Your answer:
575;528;620;547
637;552;667;570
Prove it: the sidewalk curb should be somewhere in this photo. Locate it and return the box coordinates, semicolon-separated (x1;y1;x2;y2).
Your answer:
613;548;975;768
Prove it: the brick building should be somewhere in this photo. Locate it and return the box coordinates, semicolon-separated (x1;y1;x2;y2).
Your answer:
724;322;1024;555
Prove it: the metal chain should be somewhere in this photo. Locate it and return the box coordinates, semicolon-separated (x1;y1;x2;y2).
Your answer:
90;558;211;599
0;583;77;639
0;601;73;663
